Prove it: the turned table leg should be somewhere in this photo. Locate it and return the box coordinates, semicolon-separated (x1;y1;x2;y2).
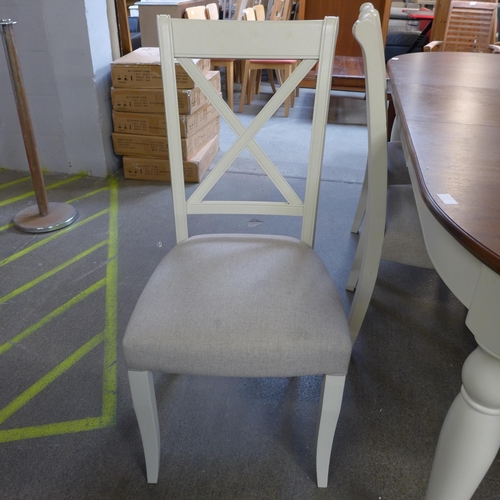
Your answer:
426;346;500;500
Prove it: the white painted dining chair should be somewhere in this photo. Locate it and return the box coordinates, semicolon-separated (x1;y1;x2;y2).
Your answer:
347;3;434;341
123;15;352;488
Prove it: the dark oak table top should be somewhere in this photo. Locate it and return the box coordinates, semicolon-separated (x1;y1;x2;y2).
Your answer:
387;52;500;274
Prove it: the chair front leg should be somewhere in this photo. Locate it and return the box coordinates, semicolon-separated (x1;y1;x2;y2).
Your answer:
316;374;346;488
128;370;161;483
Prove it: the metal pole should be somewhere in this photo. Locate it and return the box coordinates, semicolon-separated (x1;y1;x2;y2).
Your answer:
0;19;77;233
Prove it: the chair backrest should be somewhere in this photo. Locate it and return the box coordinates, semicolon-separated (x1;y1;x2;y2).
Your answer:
254;4;266;20
185;5;207;19
206;2;220;20
442;1;497;52
156;16;339;245
352;4;388;235
242;7;256;20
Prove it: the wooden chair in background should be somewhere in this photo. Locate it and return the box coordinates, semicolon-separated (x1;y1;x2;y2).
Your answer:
206;2;220;20
184;5;207;19
185;4;235;109
242;5;256;20
424;1;500;52
254;4;266;20
234;0;252;19
238;2;297;116
205;2;236;109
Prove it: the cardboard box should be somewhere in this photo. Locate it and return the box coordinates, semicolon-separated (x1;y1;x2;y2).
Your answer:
112;117;220;159
123;135;219;183
111;71;221;114
112;103;219;138
111;47;210;89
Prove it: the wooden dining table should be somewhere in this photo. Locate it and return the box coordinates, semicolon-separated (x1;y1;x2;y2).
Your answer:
387;51;500;500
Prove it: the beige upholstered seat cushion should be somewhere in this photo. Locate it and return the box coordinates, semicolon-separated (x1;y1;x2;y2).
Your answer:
123;234;352;378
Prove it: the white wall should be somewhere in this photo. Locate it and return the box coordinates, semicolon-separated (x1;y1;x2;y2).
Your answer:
0;0;119;177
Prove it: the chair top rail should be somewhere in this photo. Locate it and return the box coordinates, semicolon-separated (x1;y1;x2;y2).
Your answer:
164;18;330;60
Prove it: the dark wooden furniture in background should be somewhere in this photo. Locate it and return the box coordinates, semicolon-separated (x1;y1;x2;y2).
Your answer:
297;0;391;90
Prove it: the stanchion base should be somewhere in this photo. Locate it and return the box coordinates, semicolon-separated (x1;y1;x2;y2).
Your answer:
13;202;77;233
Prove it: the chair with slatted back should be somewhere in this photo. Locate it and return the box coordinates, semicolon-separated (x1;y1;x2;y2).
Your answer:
203;2;236;109
424;0;500;53
347;3;434;341
123;15;353;488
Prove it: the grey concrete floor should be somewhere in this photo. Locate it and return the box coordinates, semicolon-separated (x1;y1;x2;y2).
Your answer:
0;88;498;499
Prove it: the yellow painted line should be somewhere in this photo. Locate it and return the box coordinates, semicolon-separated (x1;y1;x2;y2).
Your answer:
101;178;119;423
0;417;108;443
0;240;108;304
0;176;83;207
66;186;109;204
0;278;106;356
0;176;31;190
0;176;120;441
0;209;109;267
0;222;13;232
0;332;104;426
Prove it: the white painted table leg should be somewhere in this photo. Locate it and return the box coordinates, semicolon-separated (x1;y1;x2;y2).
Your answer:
426;347;500;500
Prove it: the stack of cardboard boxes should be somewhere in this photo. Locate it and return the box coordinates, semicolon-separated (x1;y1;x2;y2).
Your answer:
110;47;221;183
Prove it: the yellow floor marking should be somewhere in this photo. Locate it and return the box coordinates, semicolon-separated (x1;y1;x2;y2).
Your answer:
0;417;108;443
0;332;104;426
66;186;109;204
0;209;109;267
0;176;83;207
0;279;106;356
0;176;119;442
0;222;13;232
0;240;108;304
0;176;31;190
101;178;118;422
